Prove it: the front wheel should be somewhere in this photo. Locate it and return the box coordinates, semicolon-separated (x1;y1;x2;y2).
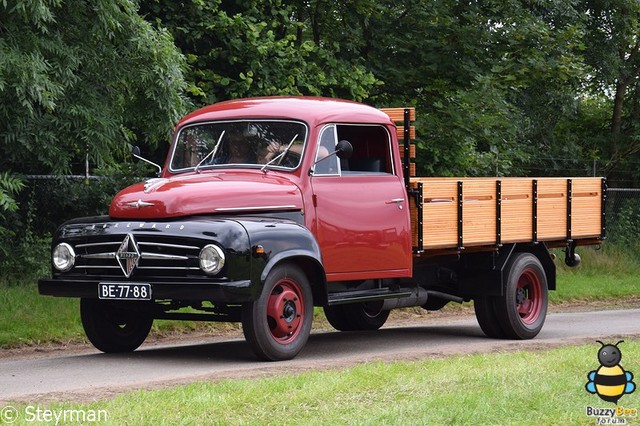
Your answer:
242;264;313;361
492;252;548;339
80;299;153;353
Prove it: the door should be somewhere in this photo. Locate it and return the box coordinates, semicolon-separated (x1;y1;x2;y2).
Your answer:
310;124;412;280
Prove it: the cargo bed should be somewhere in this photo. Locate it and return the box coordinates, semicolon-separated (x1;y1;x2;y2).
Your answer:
408;177;605;253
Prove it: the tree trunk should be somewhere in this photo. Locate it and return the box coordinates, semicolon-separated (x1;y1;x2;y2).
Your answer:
611;81;627;135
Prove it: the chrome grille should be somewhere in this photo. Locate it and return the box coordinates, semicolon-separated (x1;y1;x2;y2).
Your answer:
71;235;204;278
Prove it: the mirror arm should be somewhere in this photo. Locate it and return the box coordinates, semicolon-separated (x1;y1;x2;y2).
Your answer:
132;150;162;176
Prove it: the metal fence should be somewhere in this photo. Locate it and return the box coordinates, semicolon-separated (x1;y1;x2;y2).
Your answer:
605;188;640;246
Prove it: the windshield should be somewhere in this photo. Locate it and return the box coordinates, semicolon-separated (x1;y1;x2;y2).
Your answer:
169;120;307;172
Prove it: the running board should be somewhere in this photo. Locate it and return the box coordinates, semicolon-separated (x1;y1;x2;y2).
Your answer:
327;288;413;306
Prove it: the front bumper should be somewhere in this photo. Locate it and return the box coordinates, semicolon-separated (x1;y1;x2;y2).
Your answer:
38;278;253;303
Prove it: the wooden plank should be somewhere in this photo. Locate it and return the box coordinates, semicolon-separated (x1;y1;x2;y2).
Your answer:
500;178;533;243
537;178;567;240
461;179;497;246
571;178;602;237
380;107;416;122
399;144;416;159
395;126;416;140
420;179;458;249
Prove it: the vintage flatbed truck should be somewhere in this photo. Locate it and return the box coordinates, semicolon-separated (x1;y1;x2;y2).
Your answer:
38;97;606;361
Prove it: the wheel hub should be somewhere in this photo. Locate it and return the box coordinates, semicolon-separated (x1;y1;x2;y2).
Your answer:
282;300;297;323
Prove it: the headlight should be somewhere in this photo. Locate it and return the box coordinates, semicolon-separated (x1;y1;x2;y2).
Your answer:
199;244;225;274
52;243;75;272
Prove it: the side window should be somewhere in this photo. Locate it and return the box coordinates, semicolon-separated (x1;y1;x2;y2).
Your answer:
336;125;393;175
313;125;339;175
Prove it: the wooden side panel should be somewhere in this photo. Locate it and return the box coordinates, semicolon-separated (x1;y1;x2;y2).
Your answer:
420;179;459;249
410;177;603;252
537;179;567;240
500;178;533;243
572;178;603;237
461;179;496;245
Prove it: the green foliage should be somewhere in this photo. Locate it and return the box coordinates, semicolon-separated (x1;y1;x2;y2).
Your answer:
0;0;190;177
140;0;379;104
0;172;24;214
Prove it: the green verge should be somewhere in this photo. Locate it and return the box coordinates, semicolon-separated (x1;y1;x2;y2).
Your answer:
6;341;639;425
1;245;638;347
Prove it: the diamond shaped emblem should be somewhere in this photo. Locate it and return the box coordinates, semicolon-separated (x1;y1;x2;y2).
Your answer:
115;234;140;278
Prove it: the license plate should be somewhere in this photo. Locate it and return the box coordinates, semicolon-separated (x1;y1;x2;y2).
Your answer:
98;283;152;300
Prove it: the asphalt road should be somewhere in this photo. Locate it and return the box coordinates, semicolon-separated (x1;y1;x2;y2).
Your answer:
1;308;640;403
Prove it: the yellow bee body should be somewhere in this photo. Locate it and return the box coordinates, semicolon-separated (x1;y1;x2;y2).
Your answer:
594;365;627;403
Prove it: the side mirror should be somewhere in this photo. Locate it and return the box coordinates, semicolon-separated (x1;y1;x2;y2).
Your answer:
336;140;353;159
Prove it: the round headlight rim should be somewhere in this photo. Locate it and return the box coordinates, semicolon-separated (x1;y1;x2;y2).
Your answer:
52;242;76;272
199;244;226;275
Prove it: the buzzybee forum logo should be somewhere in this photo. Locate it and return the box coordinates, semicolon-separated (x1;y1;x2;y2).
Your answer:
585;340;636;404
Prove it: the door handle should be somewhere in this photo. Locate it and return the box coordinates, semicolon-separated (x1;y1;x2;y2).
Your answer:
386;198;405;204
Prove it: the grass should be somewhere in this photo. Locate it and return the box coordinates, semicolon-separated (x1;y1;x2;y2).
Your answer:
552;245;640;303
1;245;638;348
6;341;638;425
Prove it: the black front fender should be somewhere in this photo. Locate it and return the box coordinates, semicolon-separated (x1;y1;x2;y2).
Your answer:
237;218;326;301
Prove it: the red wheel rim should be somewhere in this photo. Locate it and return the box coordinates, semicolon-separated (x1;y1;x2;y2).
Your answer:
515;268;542;325
266;278;304;344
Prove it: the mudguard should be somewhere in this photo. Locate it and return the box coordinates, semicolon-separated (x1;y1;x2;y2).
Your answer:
236;217;326;302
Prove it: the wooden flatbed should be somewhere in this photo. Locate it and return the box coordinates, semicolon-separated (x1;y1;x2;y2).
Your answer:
409;176;605;253
381;107;606;254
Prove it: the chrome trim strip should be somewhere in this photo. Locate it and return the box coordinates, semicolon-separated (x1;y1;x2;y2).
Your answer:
76;242;120;248
139;252;189;261
215;205;298;212
80;253;117;259
76;265;201;271
76;266;121;269
138;242;199;250
136;266;201;270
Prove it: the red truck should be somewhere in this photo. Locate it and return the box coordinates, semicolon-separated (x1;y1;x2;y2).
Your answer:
39;97;605;361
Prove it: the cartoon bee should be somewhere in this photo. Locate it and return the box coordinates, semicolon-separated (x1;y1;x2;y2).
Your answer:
586;340;636;404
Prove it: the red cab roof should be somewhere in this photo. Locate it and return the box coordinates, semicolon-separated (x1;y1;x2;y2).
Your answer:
177;96;393;128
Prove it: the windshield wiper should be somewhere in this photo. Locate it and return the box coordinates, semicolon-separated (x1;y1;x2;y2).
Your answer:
194;130;225;174
261;134;298;173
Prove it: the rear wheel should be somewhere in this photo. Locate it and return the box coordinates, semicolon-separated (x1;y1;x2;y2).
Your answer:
473;296;506;338
323;301;390;331
492;252;548;339
80;299;153;353
242;264;313;361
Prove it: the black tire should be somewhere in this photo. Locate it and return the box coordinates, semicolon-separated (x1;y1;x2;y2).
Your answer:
492;253;549;339
242;263;313;361
423;296;449;311
323;301;390;331
474;296;507;338
80;299;153;353
323;305;352;331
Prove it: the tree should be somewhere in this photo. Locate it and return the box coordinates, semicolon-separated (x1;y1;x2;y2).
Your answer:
286;1;587;176
0;0;190;176
139;0;379;105
579;0;640;181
